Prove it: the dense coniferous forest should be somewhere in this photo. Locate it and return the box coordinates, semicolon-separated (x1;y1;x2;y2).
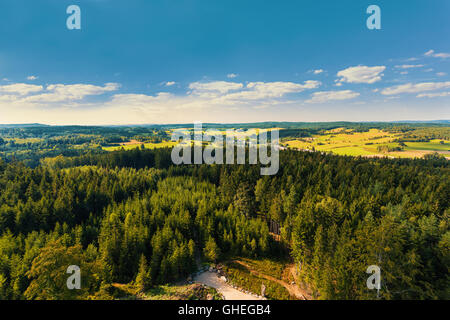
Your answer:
0;145;448;300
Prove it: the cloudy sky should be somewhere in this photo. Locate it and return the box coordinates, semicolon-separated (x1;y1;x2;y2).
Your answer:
0;0;449;125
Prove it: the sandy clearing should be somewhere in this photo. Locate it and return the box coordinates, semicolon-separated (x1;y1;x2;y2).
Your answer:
194;271;262;300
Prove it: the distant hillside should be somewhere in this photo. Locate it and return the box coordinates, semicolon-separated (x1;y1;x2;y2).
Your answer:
117;120;450;129
0;123;49;128
0;121;448;129
395;120;450;124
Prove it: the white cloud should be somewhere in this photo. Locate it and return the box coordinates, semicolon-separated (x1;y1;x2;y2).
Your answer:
417;92;450;98
73;80;322;123
21;83;120;103
313;69;324;75
165;81;176;86
336;66;385;84
394;64;424;69
102;80;322;119
227;73;238;78
436;72;447;77
381;81;450;95
231;80;320;100
305;90;360;103
425;50;450;59
0;75;446;125
0;78;364;125
186;80;320;102
48;83;119;97
27;75;38;81
0;83;43;95
0;79;319;115
188;81;244;98
108;92;177;113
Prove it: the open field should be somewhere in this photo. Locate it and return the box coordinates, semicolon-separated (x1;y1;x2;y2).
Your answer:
102;128;280;152
282;128;450;159
103;140;177;151
104;128;450;159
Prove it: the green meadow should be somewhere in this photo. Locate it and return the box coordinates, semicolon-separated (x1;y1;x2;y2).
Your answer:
282;129;449;159
103;141;177;151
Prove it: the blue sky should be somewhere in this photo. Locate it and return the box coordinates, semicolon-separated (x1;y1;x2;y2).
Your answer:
0;0;449;124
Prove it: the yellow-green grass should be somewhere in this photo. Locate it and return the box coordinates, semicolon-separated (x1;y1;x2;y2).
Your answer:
103;127;279;152
110;283;222;300
282;129;449;159
144;284;222;300
103;141;177;151
102;129;449;159
329;146;377;156
223;261;293;300
404;140;449;152
236;257;287;280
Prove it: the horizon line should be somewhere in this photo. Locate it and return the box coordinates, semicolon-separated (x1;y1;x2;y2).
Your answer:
0;119;449;127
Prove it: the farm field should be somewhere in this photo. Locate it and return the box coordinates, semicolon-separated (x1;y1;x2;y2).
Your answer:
103;128;450;159
103;140;177;151
282;129;450;159
102;128;280;152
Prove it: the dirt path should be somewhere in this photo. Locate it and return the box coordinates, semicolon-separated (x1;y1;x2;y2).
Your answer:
233;260;311;300
288;264;313;300
194;271;263;300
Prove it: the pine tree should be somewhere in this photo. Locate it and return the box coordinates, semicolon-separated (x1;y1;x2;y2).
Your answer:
135;254;151;292
203;237;220;263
